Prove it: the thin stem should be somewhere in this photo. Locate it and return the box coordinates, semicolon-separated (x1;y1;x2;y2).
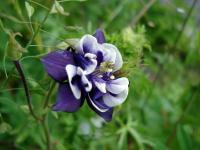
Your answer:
166;89;198;146
58;0;86;2
40;29;65;41
20;52;50;62
130;0;156;27
174;0;198;46
140;55;166;123
14;0;32;33
42;116;51;150
41;81;56;150
140;0;198;123
3;42;8;79
28;16;34;35
28;0;50;10
25;1;54;49
13;60;41;121
0;13;38;25
43;81;56;108
0;88;43;93
101;0;129;29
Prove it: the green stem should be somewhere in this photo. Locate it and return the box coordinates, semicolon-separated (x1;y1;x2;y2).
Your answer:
20;52;50;62
166;89;198;146
43;81;56;108
140;56;166;123
130;0;156;27
13;60;41;121
174;0;198;46
42;116;51;150
2;41;8;79
41;81;56;150
28;0;50;11
25;1;54;49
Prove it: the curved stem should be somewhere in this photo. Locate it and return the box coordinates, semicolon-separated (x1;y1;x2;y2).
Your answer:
25;1;54;49
166;89;198;146
43;80;56;108
41;80;56;150
13;60;41;121
20;52;50;62
130;0;156;27
42;115;51;150
174;0;198;46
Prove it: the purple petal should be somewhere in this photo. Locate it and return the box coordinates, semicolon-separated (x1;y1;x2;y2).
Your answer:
87;89;113;122
96;51;103;65
87;98;113;122
53;83;84;112
41;50;75;82
93;29;106;44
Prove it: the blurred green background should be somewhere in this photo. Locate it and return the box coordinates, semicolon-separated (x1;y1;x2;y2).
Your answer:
0;0;200;149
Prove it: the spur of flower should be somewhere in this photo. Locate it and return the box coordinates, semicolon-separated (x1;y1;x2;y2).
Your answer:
41;29;129;121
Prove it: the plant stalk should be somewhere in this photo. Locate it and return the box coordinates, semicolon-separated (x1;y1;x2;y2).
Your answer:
42;115;51;150
13;60;41;121
25;1;54;49
43;81;56;108
174;0;198;46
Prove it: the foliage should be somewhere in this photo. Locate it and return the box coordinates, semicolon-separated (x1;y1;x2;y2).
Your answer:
0;0;200;149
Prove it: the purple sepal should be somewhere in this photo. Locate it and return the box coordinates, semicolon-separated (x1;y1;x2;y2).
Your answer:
87;88;113;122
41;50;75;82
93;29;106;44
53;83;84;112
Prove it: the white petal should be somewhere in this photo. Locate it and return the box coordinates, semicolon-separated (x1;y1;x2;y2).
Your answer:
84;53;98;75
101;43;123;71
75;35;99;54
65;65;81;99
112;45;123;71
84;53;97;59
103;87;129;107
77;67;92;92
82;75;92;92
100;43;116;63
94;81;106;93
106;77;129;94
85;59;97;75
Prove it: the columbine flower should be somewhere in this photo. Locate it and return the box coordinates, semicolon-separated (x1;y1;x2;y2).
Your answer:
41;29;129;121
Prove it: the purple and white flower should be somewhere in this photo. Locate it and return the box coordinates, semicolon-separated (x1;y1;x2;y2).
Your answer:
41;29;129;121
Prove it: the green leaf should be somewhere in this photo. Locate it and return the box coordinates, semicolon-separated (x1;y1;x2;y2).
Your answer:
128;128;144;150
25;2;35;18
0;122;12;133
177;125;190;150
56;41;69;49
51;111;58;119
118;128;127;149
51;1;69;16
56;39;79;49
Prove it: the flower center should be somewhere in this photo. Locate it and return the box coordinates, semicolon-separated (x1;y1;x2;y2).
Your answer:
99;61;114;73
91;61;115;81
